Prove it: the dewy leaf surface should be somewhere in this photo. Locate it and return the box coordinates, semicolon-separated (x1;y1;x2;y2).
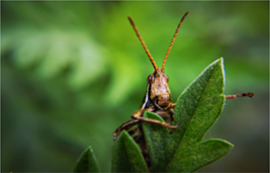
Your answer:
166;58;231;172
111;130;147;173
73;146;100;173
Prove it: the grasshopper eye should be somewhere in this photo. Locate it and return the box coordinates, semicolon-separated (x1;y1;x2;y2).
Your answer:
164;74;169;82
147;74;155;84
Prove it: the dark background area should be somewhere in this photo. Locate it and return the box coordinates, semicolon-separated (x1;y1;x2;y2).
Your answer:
1;1;269;172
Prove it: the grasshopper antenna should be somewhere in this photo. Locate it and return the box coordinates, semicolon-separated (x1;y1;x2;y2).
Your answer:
162;11;189;71
128;16;158;71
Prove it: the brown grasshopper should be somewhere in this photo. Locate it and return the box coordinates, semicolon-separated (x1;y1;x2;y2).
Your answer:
113;11;254;169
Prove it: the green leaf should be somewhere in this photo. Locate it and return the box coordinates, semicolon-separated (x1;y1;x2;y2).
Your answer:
143;111;177;172
168;139;233;172
140;58;232;172
111;130;147;172
166;58;232;172
73;146;100;173
171;58;225;143
111;58;233;172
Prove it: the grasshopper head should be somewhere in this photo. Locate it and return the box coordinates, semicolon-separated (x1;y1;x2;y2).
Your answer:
128;12;189;109
147;68;171;109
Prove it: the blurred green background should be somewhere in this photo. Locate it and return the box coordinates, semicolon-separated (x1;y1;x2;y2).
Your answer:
1;1;268;172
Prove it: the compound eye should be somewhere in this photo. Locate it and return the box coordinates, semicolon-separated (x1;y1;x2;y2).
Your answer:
147;74;155;84
164;74;169;82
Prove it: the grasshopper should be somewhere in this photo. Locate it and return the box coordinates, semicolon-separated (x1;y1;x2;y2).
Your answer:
113;11;254;170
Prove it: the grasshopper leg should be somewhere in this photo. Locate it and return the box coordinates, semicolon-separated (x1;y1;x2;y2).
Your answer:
171;102;176;108
113;107;153;141
131;107;178;129
113;119;140;141
113;106;178;141
137;117;178;129
225;92;254;100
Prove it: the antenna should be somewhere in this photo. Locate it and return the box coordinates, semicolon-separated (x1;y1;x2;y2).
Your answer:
128;17;158;71
162;11;189;71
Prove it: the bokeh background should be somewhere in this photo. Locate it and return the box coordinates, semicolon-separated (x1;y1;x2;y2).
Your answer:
1;1;268;172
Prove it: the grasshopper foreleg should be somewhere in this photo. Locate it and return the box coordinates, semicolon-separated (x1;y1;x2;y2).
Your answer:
131;107;178;130
113;106;178;141
113;107;154;141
